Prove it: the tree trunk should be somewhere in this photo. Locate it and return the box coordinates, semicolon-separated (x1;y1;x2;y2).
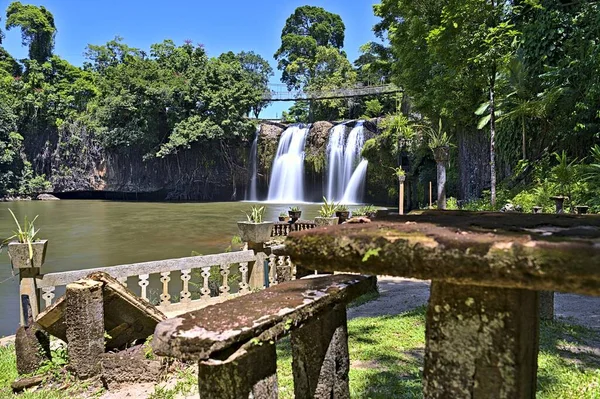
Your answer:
436;162;446;210
489;66;497;208
521;115;526;160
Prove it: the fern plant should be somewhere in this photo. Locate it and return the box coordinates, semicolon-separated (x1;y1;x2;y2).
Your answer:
318;197;338;217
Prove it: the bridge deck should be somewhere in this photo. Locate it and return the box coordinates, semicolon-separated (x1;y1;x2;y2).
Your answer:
263;83;402;101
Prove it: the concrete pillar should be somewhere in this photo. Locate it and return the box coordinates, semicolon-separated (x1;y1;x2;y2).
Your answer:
66;279;105;379
247;241;267;289
539;291;554;321
15;295;50;375
291;304;350;399
197;342;277;399
19;268;40;326
424;281;539;398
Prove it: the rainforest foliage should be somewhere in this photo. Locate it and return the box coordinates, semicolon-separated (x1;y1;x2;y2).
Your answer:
0;2;271;196
363;0;600;209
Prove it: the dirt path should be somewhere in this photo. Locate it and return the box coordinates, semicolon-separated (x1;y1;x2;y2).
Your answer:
349;277;600;331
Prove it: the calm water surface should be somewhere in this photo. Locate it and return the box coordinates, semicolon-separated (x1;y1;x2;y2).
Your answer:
0;200;326;336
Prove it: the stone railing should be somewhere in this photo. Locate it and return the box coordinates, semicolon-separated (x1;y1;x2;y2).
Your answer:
271;220;317;237
30;250;294;317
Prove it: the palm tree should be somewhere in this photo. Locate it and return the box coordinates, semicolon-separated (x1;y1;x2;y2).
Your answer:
497;59;546;161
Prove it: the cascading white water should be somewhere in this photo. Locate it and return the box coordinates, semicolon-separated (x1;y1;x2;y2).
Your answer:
246;128;259;201
267;125;309;202
343;122;365;185
341;159;368;204
325;121;368;203
325;124;346;200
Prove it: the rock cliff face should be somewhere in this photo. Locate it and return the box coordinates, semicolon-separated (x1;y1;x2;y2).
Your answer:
37;119;385;202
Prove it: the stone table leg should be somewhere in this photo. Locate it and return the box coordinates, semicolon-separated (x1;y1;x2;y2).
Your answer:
198;342;277;399
424;281;539;399
291;304;350;399
66;279;105;379
539;291;554;320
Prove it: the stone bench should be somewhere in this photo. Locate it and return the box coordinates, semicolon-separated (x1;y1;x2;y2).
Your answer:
285;210;600;398
152;274;376;398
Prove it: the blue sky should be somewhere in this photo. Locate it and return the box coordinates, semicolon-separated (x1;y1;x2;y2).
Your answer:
1;0;381;118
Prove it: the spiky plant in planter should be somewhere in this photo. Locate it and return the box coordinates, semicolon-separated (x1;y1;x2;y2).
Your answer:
315;197;339;227
237;206;274;243
2;209;47;269
288;206;302;220
335;204;350;223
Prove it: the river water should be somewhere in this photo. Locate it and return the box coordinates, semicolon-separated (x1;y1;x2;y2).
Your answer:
0;200;324;337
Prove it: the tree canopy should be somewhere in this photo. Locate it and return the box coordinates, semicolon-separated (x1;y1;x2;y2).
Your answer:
5;2;56;63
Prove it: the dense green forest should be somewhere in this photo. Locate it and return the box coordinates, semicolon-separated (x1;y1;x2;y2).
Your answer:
0;1;599;209
0;2;273;198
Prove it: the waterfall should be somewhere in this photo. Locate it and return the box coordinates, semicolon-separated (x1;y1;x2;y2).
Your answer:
341;159;368;204
325;121;368;203
267;125;309;202
246;128;259;201
325;124;346;200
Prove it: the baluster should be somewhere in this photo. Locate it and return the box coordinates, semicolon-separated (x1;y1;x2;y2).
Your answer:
116;276;127;287
160;271;171;306
219;264;231;296
180;269;191;303
288;256;297;280
201;266;211;299
138;274;150;301
239;262;249;294
41;286;56;308
267;255;276;287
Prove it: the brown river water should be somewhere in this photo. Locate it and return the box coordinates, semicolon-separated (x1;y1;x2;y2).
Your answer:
0;200;330;337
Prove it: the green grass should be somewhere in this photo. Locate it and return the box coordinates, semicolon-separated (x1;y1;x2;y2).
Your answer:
1;305;598;398
277;307;600;399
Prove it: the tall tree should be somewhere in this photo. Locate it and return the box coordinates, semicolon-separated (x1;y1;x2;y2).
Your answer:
5;2;56;63
235;51;273;118
274;5;345;91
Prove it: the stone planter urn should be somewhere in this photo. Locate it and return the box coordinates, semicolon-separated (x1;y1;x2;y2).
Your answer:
314;216;339;227
432;146;450;164
550;196;567;214
335;210;350;224
237;222;274;243
7;240;48;269
575;205;589;215
398;175;406;184
532;206;543;214
288;210;302;220
278;216;290;222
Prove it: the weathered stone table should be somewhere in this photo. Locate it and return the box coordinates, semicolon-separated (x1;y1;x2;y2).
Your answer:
285;211;600;398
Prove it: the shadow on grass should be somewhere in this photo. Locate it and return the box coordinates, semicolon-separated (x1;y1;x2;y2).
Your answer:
536;319;600;398
276;307;426;399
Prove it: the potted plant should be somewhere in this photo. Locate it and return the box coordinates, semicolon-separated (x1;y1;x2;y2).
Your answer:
532;206;543;214
362;204;377;219
237;206;274;243
335;204;350;223
288;206;302;220
315;197;339;227
393;166;406;183
550;151;577;214
278;212;290;222
575;205;589;215
2;209;47;269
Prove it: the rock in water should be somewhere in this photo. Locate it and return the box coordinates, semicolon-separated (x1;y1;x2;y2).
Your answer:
36;194;59;201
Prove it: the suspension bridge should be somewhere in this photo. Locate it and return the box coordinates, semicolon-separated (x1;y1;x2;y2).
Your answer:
262;83;402;102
